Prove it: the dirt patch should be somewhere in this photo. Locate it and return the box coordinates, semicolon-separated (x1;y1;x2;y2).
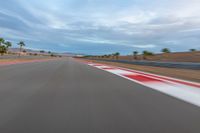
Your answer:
0;57;57;65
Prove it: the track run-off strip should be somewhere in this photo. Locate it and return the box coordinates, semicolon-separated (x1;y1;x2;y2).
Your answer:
84;61;200;107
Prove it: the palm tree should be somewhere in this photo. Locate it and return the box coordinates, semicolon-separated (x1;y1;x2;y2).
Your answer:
114;52;120;60
0;38;5;46
0;38;11;55
5;41;12;48
161;48;170;53
133;51;138;60
4;41;12;54
18;41;26;57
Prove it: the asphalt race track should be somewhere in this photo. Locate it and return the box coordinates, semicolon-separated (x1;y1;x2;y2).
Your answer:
0;58;199;133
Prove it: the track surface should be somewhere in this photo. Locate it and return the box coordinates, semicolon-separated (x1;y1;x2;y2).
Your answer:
0;58;199;133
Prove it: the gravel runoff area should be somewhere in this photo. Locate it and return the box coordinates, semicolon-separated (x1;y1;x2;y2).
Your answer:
83;59;200;83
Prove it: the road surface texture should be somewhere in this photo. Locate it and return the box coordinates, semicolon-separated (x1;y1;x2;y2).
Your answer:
0;58;199;133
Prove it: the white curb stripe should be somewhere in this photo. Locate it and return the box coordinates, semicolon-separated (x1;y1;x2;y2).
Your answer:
87;63;200;107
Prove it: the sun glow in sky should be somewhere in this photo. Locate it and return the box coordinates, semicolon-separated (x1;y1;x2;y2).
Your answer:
0;0;200;54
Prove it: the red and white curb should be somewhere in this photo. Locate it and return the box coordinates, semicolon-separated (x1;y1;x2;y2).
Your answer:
87;62;200;107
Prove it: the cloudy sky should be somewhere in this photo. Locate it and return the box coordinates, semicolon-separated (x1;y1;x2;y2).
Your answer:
0;0;200;54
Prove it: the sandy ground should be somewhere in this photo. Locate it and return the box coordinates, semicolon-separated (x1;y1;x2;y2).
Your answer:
0;55;58;64
83;59;200;83
0;54;51;60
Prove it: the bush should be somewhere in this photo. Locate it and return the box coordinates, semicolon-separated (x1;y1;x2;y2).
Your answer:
162;48;170;53
0;45;7;55
190;49;196;52
143;51;154;56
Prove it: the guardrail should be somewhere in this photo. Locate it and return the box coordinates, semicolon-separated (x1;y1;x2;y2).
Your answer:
87;59;200;70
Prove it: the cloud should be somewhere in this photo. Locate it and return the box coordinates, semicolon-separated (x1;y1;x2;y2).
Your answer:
0;0;200;54
132;44;156;48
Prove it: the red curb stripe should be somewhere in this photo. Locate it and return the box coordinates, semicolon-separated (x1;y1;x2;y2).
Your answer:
123;74;164;82
86;62;200;107
87;63;200;88
117;67;200;88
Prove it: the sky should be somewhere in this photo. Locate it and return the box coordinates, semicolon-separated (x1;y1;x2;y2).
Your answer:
0;0;200;55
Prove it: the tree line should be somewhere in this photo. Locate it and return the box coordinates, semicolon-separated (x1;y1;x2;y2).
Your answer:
0;37;61;57
0;37;26;56
87;48;198;60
